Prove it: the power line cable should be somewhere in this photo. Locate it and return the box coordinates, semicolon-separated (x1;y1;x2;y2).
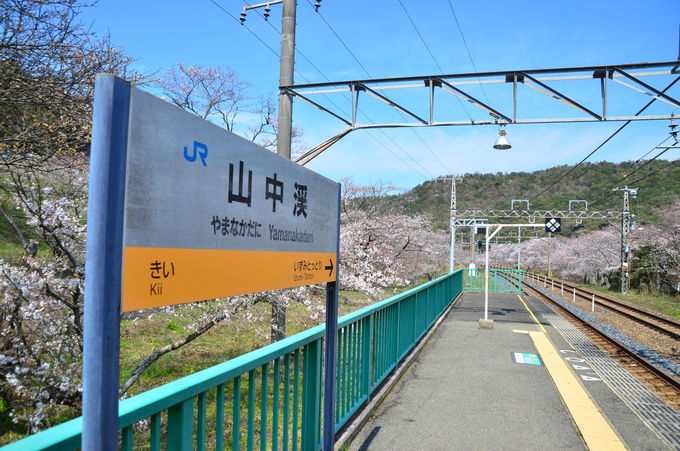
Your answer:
611;136;674;186
635;135;672;163
300;1;445;176
242;0;332;82
208;0;280;57
214;0;433;178
304;0;372;77
528;75;680;202
396;0;472;122
628;158;679;186
397;0;443;73
446;0;492;107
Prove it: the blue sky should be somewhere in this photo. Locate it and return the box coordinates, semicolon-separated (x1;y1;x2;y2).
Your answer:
82;0;680;192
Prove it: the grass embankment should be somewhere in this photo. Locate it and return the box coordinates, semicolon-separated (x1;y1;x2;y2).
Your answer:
119;284;410;397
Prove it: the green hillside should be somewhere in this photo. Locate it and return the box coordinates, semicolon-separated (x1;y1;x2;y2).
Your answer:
399;160;680;232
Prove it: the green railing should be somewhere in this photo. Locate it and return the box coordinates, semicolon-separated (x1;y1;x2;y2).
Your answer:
5;270;462;451
462;268;523;293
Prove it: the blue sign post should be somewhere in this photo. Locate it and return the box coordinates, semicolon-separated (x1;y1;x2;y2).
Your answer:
83;76;130;449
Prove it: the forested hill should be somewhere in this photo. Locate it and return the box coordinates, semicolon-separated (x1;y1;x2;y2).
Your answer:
398;160;680;231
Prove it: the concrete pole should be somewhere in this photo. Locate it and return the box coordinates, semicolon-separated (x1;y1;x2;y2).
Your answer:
276;0;296;160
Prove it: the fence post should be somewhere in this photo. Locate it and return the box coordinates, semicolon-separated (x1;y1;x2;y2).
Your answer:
362;315;374;400
573;287;576;303
167;398;194;451
395;299;401;361
518;271;523;292
561;282;564;295
302;340;322;451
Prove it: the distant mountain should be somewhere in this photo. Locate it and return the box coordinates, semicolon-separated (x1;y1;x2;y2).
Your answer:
397;160;680;232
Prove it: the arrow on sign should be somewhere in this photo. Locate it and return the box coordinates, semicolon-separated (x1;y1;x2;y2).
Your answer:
325;259;334;277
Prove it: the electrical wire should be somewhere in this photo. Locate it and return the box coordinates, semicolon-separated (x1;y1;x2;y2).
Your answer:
242;0;332;82
397;0;443;73
634;135;672;164
528;75;680;203
628;158;679;186
304;0;372;77
446;0;492;107
396;0;472;122
208;0;280;58
611;136;675;186
302;0;448;176
217;0;433;178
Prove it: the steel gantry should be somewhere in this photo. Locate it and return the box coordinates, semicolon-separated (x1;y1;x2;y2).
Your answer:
289;60;680;165
613;187;638;295
453;209;623;221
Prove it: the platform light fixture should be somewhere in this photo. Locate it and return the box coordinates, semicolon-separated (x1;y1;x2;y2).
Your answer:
493;125;511;150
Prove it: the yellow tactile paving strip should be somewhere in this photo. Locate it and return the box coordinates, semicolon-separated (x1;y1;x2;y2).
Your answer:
515;294;627;450
528;331;626;450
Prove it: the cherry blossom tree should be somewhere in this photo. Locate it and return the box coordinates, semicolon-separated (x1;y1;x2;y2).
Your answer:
157;63;303;153
630;201;680;295
339;180;448;297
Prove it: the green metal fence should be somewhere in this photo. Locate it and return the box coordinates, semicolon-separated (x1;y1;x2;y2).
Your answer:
461;268;523;293
4;270;462;451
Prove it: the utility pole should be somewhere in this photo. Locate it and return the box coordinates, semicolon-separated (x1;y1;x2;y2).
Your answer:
241;0;297;160
613;187;637;294
277;0;296;159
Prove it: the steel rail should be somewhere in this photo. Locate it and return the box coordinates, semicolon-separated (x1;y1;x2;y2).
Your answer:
531;273;680;340
497;271;680;398
518;277;680;398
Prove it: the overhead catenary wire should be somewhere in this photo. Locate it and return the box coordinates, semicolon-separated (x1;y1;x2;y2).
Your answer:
396;0;472;122
611;136;675;186
216;0;433;179
243;0;332;83
304;0;450;176
446;0;492;107
208;0;280;58
397;0;444;74
634;135;673;164
628;158;679;186
304;0;372;77
528;75;680;203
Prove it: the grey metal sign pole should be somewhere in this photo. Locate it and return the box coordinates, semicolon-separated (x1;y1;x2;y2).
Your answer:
323;186;341;450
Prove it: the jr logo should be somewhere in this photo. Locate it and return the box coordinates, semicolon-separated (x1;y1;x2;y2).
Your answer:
184;141;208;167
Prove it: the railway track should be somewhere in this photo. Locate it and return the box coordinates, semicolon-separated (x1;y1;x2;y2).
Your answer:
504;273;680;411
526;272;680;341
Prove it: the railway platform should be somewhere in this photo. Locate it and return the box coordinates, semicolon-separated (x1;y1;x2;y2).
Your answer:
347;290;680;450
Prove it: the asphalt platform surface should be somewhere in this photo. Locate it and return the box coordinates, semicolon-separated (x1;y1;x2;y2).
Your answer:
348;291;669;450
